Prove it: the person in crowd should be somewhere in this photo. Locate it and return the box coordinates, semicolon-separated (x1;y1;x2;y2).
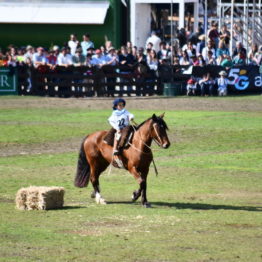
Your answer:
202;39;216;61
6;54;17;67
46;49;57;69
219;24;230;47
232;23;244;46
81;34;94;56
182;41;197;58
127;47;136;64
217;70;229;96
177;28;187;48
232;41;247;60
216;40;230;59
57;47;73;67
199;72;215;96
196;54;206;66
126;41;133;49
32;47;48;68
248;43;258;65
145;30;161;53
196;34;206;56
91;49;107;67
190;55;199;66
146;49;158;71
119;46;135;67
9;45;17;59
255;45;262;66
105;40;113;53
136;47;147;64
232;50;246;65
100;45;107;57
157;41;170;64
85;53;93;67
24;45;34;61
206;50;217;65
186;78;197;96
118;46;135;95
179;50;191;65
16;48;25;64
220;54;234;68
208;22;220;48
132;46;138;59
106;47;118;66
173;56;180;66
68;33;79;55
72;48;86;66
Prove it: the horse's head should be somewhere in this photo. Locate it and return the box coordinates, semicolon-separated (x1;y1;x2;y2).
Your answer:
151;113;170;149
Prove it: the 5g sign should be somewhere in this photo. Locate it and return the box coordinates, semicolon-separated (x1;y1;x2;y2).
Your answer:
228;68;249;90
0;68;17;95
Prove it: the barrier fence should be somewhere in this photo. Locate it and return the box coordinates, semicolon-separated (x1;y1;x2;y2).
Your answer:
0;64;261;97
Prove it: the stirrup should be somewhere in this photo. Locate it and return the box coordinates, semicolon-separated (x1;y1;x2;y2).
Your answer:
113;149;119;155
113;156;124;168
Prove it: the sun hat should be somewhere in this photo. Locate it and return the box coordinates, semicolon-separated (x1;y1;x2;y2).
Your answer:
198;34;205;41
108;47;115;52
219;70;227;76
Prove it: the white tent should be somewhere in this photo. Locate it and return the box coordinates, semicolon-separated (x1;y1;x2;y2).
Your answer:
0;0;109;24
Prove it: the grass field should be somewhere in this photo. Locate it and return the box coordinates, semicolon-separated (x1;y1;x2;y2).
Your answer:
0;96;261;262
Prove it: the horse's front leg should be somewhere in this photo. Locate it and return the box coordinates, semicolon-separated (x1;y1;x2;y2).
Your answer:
130;167;150;207
140;178;150;208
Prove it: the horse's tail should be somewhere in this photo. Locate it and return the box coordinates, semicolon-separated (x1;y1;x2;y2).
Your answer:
74;136;90;188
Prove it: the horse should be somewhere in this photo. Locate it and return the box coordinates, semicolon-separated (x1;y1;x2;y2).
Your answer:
74;113;170;207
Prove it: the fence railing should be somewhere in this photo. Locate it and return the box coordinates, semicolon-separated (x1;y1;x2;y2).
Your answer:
7;64;261;97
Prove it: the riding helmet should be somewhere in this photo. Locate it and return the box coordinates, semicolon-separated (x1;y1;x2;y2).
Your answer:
113;98;126;110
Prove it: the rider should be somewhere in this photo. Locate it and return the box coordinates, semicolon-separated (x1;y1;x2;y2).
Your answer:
108;98;135;164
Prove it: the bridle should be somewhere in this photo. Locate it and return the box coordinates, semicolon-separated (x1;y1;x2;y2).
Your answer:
129;120;165;153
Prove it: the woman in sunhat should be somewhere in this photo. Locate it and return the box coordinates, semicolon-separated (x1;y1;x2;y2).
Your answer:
217;70;229;96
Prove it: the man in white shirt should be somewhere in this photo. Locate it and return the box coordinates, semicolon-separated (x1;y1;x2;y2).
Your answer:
57;47;73;67
68;34;79;55
145;31;161;53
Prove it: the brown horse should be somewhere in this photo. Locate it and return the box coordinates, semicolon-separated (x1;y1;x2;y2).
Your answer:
74;113;170;207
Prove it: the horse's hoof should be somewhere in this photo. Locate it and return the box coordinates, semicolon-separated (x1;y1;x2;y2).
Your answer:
143;202;151;208
99;198;107;205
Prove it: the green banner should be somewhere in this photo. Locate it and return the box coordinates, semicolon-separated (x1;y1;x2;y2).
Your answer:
0;67;18;95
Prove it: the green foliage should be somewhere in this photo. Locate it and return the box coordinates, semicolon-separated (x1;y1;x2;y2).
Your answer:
0;97;261;262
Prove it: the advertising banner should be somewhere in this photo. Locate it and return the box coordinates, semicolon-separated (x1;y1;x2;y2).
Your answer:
0;67;18;95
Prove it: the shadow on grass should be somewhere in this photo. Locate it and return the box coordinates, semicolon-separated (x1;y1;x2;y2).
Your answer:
62;206;87;210
107;201;262;212
152;202;262;212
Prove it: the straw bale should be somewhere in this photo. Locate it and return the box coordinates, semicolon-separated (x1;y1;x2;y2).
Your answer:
16;186;65;210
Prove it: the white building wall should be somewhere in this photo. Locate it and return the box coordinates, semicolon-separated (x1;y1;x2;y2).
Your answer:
131;3;151;48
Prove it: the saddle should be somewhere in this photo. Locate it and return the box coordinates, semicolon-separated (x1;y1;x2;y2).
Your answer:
103;125;135;150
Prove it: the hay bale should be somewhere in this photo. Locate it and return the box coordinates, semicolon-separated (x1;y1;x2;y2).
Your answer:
16;186;65;210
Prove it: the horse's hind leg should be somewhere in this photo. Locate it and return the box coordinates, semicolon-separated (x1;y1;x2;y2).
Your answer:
89;164;107;205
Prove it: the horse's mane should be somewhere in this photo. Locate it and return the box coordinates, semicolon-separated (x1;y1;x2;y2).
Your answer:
136;115;169;130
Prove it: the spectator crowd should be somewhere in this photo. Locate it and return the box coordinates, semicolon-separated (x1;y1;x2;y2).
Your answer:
0;22;261;96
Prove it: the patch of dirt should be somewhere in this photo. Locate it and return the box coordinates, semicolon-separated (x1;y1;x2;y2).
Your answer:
1;96;262;112
0;138;80;157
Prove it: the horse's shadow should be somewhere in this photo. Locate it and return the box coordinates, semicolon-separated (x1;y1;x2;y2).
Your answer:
107;201;262;212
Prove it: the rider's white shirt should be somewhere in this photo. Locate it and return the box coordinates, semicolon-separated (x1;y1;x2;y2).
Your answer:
108;109;134;131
